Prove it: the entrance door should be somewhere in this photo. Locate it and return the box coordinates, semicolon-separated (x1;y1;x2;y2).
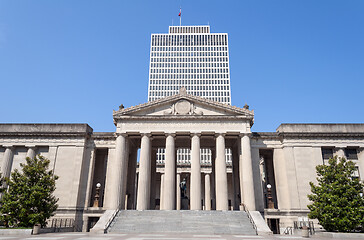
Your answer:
267;218;280;234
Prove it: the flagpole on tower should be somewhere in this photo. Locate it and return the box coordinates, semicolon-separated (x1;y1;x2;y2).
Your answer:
179;7;181;26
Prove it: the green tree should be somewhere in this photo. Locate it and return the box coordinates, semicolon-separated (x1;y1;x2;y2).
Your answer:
308;156;364;232
0;155;59;228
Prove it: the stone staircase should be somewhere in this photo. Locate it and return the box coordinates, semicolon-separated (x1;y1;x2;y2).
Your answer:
107;210;257;235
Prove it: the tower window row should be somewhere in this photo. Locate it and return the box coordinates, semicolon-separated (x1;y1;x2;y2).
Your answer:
151;34;228;46
151;68;228;74
151;46;227;54
151;63;228;68
149;85;230;91
149;79;230;86
149;90;230;97
169;26;210;34
152;52;228;57
151;57;228;63
150;74;229;80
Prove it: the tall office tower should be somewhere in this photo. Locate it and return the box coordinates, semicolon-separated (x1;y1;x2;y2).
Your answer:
148;25;233;165
148;25;231;105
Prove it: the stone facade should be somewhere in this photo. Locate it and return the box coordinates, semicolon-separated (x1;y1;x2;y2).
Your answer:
0;95;363;233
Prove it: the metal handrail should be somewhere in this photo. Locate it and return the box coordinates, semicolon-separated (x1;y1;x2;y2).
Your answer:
104;209;119;233
241;203;257;235
283;226;293;235
293;220;315;235
44;218;76;232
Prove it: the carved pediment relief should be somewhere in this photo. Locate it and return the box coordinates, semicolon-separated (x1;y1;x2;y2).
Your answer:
113;93;254;119
163;100;203;115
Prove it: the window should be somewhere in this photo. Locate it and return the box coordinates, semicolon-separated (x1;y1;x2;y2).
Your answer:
345;148;358;160
321;148;334;161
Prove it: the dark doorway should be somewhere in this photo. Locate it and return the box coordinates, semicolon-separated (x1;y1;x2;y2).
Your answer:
87;217;100;232
259;149;278;209
90;149;108;207
267;218;280;234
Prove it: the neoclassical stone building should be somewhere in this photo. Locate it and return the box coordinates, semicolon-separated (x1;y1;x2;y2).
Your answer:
1;89;363;233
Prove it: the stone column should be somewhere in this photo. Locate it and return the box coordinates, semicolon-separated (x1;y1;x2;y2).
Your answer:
215;134;228;210
104;134;129;210
176;173;181;210
1;146;14;180
120;136;130;210
127;147;138;209
160;173;164;209
190;133;202;210
163;134;176;210
204;173;211;210
239;134;256;211
150;148;157;210
84;148;96;208
232;145;240;210
26;146;36;159
211;148;216;210
137;134;152;210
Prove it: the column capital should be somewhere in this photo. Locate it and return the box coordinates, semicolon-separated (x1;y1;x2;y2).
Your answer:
165;133;176;138
115;133;128;137
25;145;37;149
215;133;226;138
190;132;201;137
239;133;252;138
334;147;346;150
141;133;152;138
3;145;14;150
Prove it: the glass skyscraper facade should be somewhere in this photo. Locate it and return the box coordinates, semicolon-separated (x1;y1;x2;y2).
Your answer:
148;26;231;105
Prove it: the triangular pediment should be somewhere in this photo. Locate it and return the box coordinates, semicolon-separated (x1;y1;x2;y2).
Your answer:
113;92;254;119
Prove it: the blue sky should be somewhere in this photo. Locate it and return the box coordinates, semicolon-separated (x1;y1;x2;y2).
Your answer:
0;0;363;132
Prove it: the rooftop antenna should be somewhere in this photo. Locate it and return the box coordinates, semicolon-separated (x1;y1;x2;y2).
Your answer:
172;18;174;26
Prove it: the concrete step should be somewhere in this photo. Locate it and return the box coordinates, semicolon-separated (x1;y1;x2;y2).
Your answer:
107;210;257;235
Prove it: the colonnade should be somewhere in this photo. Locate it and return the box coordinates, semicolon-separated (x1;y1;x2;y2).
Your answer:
1;146;37;180
105;132;256;212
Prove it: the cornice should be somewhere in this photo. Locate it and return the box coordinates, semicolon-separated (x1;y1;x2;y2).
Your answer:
0;123;93;138
0;132;91;138
278;132;364;139
115;115;253;121
251;132;280;140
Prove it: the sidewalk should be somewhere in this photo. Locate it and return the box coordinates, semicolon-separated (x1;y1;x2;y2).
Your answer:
0;232;363;240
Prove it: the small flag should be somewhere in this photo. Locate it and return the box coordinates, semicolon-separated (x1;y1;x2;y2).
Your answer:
178;8;181;16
